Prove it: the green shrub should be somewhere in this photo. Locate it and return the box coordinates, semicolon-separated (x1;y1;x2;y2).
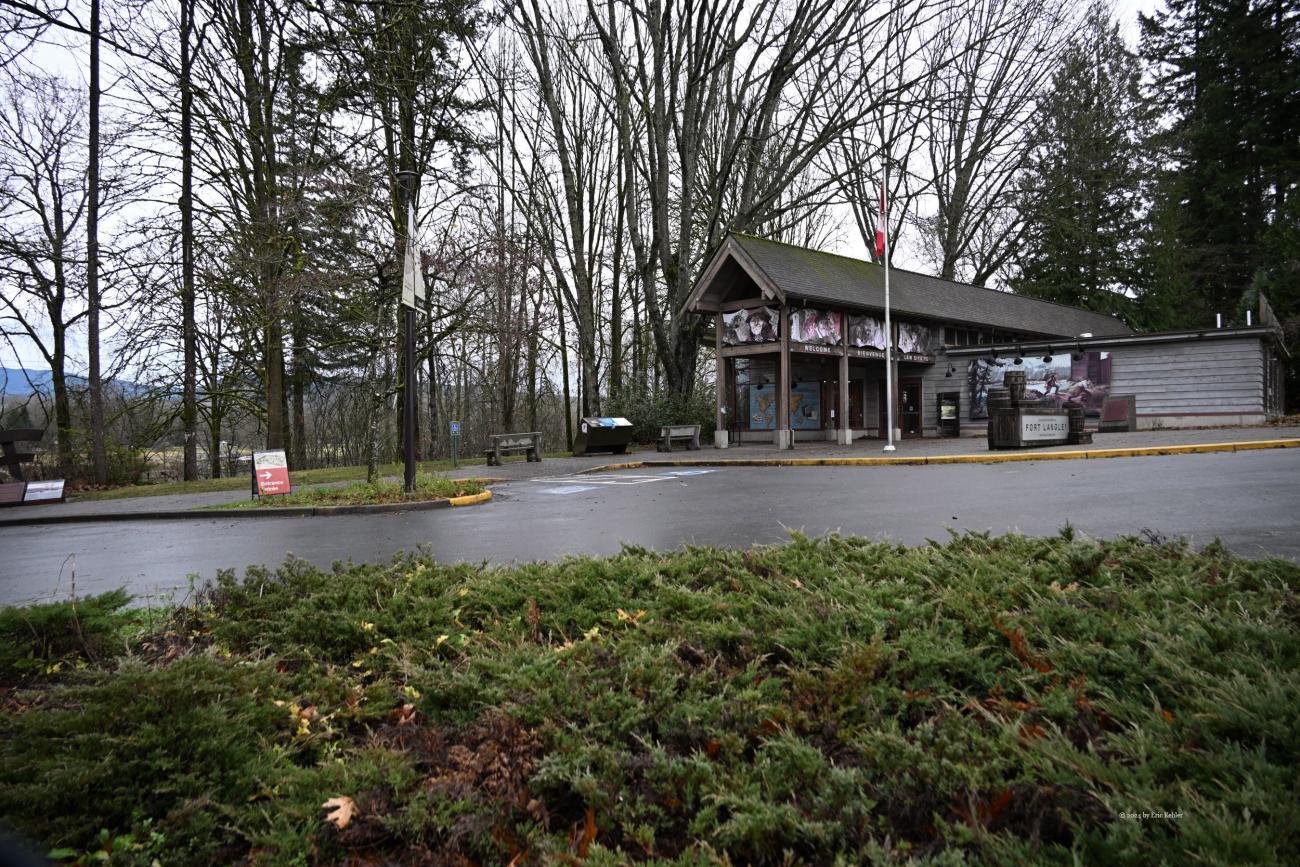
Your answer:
2;533;1299;864
0;589;132;679
606;385;717;444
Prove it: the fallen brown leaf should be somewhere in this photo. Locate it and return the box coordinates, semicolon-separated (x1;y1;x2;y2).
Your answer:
322;795;356;830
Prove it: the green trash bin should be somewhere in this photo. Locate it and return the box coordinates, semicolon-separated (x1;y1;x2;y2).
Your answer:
572;417;634;456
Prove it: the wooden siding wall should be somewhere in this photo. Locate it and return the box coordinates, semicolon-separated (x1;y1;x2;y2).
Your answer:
1110;339;1264;416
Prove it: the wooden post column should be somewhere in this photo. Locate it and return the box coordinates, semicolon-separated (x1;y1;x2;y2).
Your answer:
887;321;901;442
777;305;792;449
838;321;851;445
715;313;727;448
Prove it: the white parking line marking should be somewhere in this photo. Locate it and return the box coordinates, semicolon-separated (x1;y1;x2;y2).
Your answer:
538;485;598;495
531;474;666;486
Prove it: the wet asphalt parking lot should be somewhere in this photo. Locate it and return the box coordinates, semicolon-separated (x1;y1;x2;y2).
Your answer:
1;448;1297;607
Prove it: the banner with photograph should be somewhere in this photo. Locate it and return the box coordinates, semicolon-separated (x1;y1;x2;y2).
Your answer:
847;315;887;350
968;351;1113;419
722;306;779;345
791;308;842;345
897;322;934;355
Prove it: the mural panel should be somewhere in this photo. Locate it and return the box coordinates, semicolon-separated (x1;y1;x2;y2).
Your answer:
968;351;1113;419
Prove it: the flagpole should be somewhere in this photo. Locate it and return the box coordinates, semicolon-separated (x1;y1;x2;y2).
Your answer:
882;162;896;452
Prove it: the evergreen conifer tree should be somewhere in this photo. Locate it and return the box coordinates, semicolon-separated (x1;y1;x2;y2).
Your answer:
1139;0;1299;332
1010;3;1146;319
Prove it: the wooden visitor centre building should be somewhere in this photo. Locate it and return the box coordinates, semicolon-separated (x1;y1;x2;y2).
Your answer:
687;234;1289;448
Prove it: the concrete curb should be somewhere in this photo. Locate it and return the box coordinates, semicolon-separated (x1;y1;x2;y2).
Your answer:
0;488;493;528
581;438;1300;473
449;490;492;507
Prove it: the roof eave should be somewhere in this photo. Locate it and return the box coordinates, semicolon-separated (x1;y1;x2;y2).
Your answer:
682;235;787;315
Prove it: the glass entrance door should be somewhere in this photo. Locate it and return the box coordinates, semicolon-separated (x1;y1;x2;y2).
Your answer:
899;380;922;438
878;378;924;438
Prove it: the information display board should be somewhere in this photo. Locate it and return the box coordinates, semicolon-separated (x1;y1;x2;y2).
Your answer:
23;480;65;502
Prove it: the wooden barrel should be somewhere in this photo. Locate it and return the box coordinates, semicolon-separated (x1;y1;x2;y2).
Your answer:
1003;370;1026;402
1064;400;1085;434
985;387;1010;448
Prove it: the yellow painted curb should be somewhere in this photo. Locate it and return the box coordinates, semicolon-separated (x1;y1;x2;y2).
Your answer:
582;438;1300;473
448;490;493;507
1227;438;1300;452
579;462;646;474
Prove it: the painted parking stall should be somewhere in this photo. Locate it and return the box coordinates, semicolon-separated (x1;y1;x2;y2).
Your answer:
530;468;717;494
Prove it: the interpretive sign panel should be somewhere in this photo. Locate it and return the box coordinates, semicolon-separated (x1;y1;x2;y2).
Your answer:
22;480;64;502
252;450;291;496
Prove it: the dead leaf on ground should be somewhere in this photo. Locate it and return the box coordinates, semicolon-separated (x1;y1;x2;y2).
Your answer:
387;703;419;726
322;795;356;829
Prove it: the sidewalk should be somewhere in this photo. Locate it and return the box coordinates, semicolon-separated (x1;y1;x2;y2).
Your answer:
2;424;1297;525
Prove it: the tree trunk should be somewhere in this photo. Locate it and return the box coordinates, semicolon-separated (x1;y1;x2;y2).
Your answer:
426;297;439;460
234;0;285;451
87;0;106;484
610;161;624;396
180;0;198;481
51;329;73;473
555;283;573;449
291;300;307;468
208;408;222;479
264;316;286;449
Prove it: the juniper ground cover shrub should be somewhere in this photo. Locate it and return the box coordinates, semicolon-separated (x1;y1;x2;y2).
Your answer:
1;531;1296;864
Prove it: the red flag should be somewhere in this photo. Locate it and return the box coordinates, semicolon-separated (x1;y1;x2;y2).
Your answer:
875;183;886;259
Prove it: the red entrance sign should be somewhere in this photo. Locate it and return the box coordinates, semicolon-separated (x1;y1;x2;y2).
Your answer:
252;450;291;496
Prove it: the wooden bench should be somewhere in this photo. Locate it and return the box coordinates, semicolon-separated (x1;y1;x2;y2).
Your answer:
657;424;701;452
484;432;542;466
0;427;42;482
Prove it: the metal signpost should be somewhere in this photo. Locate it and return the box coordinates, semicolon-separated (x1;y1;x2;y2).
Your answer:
450;420;460;468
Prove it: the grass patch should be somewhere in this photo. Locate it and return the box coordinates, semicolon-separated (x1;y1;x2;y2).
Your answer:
2;531;1298;864
71;453;574;503
207;475;486;510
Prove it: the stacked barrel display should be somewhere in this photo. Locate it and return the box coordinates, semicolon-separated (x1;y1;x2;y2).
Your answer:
986;369;1091;449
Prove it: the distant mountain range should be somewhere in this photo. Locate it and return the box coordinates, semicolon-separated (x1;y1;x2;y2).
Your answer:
1;368;144;398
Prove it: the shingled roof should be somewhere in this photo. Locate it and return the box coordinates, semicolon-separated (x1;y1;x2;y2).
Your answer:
691;233;1131;339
